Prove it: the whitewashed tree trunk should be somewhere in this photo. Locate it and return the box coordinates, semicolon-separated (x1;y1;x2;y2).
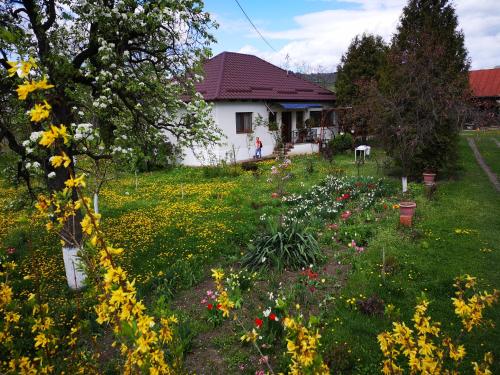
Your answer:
402;176;408;193
62;247;86;290
93;192;99;214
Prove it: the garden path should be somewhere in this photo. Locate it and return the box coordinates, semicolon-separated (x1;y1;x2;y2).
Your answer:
467;138;500;192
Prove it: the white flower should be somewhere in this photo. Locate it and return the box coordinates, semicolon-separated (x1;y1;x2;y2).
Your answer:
26;147;34;154
32;162;40;169
22;140;30;147
30;131;43;142
48;172;56;179
263;308;271;317
261;256;266;263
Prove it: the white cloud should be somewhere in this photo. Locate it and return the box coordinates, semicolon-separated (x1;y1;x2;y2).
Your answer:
238;0;500;71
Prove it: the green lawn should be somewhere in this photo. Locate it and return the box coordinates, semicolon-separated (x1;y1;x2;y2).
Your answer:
468;129;500;177
1;133;499;373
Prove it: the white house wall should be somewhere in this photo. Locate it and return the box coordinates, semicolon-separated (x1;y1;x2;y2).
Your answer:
180;102;336;166
181;102;274;166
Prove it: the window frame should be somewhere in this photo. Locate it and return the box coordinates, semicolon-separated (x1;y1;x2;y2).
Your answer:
236;112;253;134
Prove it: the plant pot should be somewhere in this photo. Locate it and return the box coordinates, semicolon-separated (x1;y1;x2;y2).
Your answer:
400;215;413;227
399;201;416;217
271;192;280;198
423;173;436;184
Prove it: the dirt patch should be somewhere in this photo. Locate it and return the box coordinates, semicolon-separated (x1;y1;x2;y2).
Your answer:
171;247;353;373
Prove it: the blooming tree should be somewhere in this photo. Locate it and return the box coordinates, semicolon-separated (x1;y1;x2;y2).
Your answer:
0;0;219;287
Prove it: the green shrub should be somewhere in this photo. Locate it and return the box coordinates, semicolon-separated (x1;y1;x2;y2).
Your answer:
241;221;322;271
202;161;241;178
328;133;353;154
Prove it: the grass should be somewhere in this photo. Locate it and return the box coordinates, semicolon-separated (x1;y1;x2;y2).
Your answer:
1;133;499;373
468;129;500;177
321;136;500;372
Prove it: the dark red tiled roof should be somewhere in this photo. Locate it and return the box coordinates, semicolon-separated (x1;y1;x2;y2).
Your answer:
195;52;336;102
469;68;500;98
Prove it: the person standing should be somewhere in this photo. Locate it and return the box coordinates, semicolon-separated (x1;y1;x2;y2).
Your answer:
254;137;263;159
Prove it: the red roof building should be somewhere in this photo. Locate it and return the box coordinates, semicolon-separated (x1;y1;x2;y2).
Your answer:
469;68;500;98
195;51;336;102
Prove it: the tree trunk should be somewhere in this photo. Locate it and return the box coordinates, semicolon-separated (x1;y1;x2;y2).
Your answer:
49;101;86;290
93;192;99;214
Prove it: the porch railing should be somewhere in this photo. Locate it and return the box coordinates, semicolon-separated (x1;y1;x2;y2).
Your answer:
291;128;318;144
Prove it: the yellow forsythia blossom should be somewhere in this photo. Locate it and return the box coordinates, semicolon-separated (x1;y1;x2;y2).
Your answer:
39;124;70;147
29;100;52;122
50;151;71;168
64;174;86;188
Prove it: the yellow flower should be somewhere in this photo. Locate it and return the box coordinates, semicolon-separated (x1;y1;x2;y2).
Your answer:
16;80;37;100
39;124;70;147
211;268;224;282
29;100;52;122
65;174;86;189
240;329;258;342
0;283;13;308
20;60;35;78
34;77;54;90
34;333;49;348
81;215;93;235
51;151;71;168
7;61;18;77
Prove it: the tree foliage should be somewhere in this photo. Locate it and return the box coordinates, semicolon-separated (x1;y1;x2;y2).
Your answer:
335;33;388;106
0;0;220;182
0;0;219;245
372;0;470;175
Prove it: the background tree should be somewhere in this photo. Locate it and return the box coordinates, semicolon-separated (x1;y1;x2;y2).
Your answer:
373;0;470;186
0;0;218;288
335;33;388;140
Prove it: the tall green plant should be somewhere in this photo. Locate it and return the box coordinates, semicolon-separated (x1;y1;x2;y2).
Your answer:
373;0;470;181
242;221;322;271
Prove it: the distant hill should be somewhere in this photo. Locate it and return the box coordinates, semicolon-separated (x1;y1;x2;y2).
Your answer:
296;72;337;92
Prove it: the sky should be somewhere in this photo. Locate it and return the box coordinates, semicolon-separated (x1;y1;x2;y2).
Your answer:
204;0;500;72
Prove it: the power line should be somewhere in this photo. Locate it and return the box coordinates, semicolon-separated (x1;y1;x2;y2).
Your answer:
233;0;277;52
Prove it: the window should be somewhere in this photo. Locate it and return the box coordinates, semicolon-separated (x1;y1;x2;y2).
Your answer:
236;112;253;133
308;111;322;127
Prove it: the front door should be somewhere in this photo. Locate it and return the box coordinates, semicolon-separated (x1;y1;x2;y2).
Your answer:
281;112;292;144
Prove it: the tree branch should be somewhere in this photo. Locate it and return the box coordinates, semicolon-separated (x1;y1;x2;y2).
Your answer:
42;0;56;31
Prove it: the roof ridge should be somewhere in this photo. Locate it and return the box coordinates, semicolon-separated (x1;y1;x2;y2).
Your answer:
469;68;500;73
215;52;227;98
250;54;335;94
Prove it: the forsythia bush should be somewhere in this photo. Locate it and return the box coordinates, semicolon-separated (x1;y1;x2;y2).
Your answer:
378;275;499;375
3;59;179;374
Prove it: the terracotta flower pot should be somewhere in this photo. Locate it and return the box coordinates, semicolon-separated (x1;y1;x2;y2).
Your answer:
400;215;413;227
423;173;436;184
399;201;416;217
271;192;280;198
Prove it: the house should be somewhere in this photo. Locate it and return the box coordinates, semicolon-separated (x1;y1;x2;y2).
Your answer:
468;68;500;127
180;52;337;166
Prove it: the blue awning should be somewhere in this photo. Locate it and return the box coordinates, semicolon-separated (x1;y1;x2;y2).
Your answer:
278;102;323;109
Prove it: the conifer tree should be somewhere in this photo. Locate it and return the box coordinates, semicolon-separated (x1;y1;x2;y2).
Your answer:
374;0;470;181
